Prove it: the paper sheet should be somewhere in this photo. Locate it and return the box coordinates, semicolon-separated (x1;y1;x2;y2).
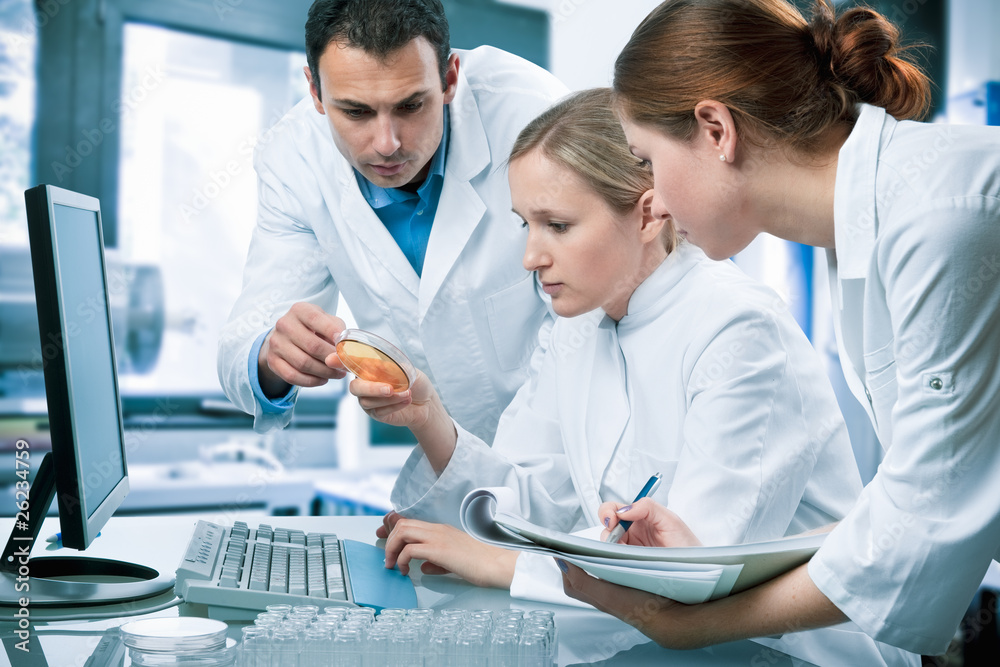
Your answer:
460;487;825;601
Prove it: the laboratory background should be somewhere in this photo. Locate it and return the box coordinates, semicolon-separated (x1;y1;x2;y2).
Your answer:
0;0;996;647
1;0;997;534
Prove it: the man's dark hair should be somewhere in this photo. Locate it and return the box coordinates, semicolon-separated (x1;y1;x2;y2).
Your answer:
305;0;451;99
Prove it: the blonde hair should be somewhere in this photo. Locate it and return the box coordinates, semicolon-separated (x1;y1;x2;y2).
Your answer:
510;88;677;252
614;0;931;153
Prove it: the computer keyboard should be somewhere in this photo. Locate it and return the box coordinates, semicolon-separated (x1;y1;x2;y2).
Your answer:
175;520;417;621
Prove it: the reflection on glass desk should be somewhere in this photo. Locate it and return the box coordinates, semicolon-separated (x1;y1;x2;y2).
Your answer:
0;516;809;667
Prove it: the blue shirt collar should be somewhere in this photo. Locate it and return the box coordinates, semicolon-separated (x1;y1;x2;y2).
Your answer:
356;108;450;209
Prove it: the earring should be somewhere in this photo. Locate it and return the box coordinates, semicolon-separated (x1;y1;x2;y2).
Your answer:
719;154;727;162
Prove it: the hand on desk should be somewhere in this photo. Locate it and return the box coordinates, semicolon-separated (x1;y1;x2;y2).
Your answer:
258;302;348;396
598;498;701;547
381;514;518;589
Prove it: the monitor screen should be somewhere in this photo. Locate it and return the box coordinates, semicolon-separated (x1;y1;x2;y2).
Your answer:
0;185;172;609
25;186;129;550
50;203;126;523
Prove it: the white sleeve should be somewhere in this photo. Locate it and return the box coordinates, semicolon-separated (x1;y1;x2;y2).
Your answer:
390;323;581;532
669;309;852;546
217;142;340;432
810;197;1000;655
509;553;591;608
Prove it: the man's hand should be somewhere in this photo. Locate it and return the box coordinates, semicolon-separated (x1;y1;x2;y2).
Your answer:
258;302;348;397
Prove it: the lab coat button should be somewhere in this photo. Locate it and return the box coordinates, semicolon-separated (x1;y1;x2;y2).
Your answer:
864;387;872;402
929;377;943;390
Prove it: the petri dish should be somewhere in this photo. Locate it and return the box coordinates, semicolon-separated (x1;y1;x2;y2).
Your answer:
128;638;237;667
120;618;228;654
334;329;416;392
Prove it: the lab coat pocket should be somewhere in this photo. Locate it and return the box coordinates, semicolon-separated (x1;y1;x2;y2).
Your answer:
485;275;546;371
863;343;898;440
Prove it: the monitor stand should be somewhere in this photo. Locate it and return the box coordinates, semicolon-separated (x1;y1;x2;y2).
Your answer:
0;453;175;607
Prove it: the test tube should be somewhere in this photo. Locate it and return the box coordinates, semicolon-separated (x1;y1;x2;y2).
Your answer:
388;626;422;667
427;627;458;667
265;604;293;619
365;623;393;667
346;607;376;627
240;626;269;667
269;628;299;667
491;627;520;667
322;607;349;621
457;626;487;667
312;615;341;634
299;626;331;667
331;626;362;667
292;605;320;619
519;627;552;667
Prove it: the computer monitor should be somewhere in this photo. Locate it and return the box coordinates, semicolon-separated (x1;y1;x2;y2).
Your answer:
335;392;417;472
0;185;174;607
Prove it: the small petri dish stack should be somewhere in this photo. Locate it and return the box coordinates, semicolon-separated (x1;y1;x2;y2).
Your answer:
334;329;416;392
120;618;236;666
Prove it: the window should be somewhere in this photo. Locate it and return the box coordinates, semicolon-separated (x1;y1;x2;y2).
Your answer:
0;0;35;248
115;23;313;394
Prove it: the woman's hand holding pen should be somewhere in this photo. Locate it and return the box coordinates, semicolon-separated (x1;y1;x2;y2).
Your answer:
598;498;702;548
561;499;707;650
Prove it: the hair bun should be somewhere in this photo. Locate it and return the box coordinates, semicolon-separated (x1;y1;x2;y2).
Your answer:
823;4;929;120
807;0;836;81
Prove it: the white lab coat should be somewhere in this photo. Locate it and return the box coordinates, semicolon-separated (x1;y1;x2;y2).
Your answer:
217;47;568;442
809;104;1000;655
394;244;917;665
394;244;860;537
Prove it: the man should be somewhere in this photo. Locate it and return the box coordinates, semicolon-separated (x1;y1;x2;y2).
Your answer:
218;0;568;442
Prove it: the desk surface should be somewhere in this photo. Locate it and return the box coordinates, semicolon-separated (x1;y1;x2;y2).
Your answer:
0;515;807;667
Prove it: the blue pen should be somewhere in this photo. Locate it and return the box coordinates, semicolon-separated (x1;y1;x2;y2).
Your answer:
606;473;662;544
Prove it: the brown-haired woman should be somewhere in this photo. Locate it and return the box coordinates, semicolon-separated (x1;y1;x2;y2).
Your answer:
560;0;1000;659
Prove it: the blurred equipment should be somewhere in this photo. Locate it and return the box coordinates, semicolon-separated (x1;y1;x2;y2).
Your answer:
0;245;165;394
948;81;1000;126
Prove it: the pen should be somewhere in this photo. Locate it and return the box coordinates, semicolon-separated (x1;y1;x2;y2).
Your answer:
606;472;662;544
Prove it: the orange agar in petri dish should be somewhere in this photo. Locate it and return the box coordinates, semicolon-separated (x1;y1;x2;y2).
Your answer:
334;330;415;392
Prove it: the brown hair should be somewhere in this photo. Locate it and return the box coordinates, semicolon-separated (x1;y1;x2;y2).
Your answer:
614;0;931;152
510;88;677;252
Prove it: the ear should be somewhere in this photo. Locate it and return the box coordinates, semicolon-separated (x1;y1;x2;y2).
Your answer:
442;53;460;105
304;65;325;115
692;100;738;163
637;189;667;243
